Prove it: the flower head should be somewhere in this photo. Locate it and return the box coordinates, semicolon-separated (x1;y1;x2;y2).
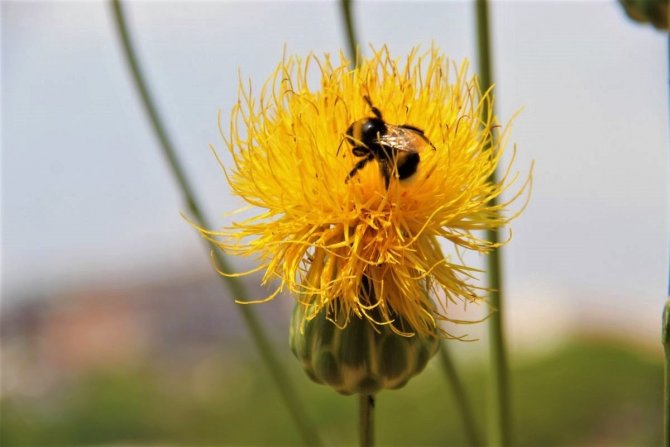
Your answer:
198;46;530;338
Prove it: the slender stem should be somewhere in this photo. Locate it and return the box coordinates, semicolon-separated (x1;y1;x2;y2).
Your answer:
341;9;374;447
438;343;481;446
341;7;370;447
665;34;670;447
359;394;374;447
663;300;670;446
339;0;358;65
476;0;493;95
475;0;511;446
340;2;482;445
109;2;321;445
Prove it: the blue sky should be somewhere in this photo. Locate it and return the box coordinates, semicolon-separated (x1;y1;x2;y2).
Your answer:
2;1;668;345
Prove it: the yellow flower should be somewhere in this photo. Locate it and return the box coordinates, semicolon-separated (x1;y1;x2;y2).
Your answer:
197;46;530;338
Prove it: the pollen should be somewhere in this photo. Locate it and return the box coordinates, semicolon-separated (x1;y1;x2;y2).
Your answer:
196;46;531;338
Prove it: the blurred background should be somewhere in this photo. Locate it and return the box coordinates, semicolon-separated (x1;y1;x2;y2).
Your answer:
2;1;668;445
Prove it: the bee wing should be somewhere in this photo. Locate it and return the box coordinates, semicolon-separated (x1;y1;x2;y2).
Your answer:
379;126;425;153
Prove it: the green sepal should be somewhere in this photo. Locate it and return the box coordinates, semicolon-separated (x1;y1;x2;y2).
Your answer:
289;304;440;395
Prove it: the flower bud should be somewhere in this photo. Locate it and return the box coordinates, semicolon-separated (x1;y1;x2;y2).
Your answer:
290;303;440;395
619;0;668;30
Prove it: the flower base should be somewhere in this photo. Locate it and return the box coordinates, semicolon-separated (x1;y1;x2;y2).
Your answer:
290;304;440;395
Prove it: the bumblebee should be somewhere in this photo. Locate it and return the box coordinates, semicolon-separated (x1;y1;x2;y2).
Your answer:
342;96;436;189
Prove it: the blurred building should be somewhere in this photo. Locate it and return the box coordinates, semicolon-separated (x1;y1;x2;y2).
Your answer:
1;271;291;398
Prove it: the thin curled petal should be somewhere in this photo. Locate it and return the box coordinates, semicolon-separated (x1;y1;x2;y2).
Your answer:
194;46;531;337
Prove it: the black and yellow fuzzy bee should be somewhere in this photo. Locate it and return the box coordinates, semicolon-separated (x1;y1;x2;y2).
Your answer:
341;96;437;189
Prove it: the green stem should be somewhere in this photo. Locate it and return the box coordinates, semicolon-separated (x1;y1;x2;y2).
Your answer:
341;9;372;447
341;2;485;444
664;34;669;447
109;2;321;445
438;343;481;446
663;299;670;446
359;394;374;447
340;2;483;445
475;0;511;445
340;0;358;65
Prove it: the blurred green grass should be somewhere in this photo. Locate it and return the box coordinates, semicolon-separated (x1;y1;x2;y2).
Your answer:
1;337;662;446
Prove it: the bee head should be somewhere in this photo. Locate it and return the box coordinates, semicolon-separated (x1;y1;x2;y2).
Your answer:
346;118;387;147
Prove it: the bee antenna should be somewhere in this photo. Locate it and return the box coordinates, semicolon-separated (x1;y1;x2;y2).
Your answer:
364;95;383;120
336;138;345;156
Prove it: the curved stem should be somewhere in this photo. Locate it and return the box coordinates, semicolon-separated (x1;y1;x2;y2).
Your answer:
438;343;481;446
359;394;374;447
475;0;511;445
109;2;321;445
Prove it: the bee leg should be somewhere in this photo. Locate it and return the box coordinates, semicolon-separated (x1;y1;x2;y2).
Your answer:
352;146;369;157
345;153;374;183
364;95;383;120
